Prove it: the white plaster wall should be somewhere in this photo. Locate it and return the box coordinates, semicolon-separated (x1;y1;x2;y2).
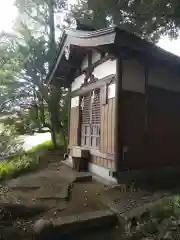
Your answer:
81;50;101;70
122;59;145;93
122;59;180;93
92;50;101;64
108;83;116;99
71;74;85;91
88;163;117;183
71;96;79;108
148;66;180;92
93;59;116;79
81;55;88;70
72;59;116;91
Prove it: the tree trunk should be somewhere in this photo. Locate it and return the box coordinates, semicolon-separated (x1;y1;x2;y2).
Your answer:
48;0;56;70
62;128;67;152
50;114;57;147
51;124;57;147
35;105;41;132
40;98;45;126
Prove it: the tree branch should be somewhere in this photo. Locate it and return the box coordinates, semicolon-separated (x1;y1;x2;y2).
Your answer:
0;93;29;112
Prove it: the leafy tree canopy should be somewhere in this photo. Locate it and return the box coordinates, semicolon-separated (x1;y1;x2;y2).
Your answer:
0;0;180;147
69;0;180;41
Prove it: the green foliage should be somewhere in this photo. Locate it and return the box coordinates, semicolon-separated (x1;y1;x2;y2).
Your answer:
3;109;39;135
70;0;180;41
0;154;39;180
125;196;180;240
27;140;54;153
0;130;23;157
0;140;54;180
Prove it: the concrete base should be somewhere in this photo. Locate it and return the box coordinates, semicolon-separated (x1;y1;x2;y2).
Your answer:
88;163;117;184
64;156;117;185
63;157;73;168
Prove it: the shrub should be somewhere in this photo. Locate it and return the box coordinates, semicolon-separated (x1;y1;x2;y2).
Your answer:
0;140;53;180
3;109;40;135
125;196;180;240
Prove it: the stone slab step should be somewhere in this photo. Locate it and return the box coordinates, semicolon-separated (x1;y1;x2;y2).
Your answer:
33;210;117;237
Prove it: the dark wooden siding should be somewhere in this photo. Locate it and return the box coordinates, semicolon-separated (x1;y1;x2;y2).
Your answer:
69;106;79;147
121;88;180;170
120;91;145;170
100;97;115;154
147;87;180;167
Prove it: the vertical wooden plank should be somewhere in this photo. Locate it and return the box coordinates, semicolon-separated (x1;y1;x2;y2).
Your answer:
101;106;104;152
69;108;73;146
115;58;123;173
144;64;149;142
108;99;112;153
77;97;82;146
100;105;105;152
72;108;76;145
111;160;115;170
108;159;111;169
105;102;108;153
109;99;113;153
107;99;110;153
97;157;100;165
100;87;104;152
105;105;108;152
67;88;71;151
112;98;115;153
74;108;76;144
103;106;106;153
72;109;75;145
69;106;80;147
76;106;79;144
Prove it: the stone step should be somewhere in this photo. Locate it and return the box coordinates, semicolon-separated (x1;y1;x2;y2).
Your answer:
33;210;117;238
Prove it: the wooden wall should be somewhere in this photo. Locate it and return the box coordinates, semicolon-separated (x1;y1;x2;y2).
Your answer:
90;155;115;169
100;97;115;154
69;106;79;147
68;91;115;170
120;58;180;171
120;87;180;170
147;87;180;167
120;91;145;170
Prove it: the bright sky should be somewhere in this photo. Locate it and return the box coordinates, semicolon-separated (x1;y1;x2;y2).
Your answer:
1;0;180;57
0;0;17;32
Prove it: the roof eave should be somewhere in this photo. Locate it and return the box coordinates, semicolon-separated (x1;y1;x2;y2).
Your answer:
45;27;117;86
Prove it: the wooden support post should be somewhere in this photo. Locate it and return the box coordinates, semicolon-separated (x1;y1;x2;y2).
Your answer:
144;64;149;143
77;96;82;146
114;58;123;176
67;87;71;152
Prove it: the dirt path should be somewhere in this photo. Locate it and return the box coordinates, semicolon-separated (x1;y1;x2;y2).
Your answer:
3;162;107;217
0;159;176;239
0;161;110;239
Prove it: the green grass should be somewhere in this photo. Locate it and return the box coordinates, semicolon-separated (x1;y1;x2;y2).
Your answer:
0;140;55;181
0;154;40;180
26;140;54;154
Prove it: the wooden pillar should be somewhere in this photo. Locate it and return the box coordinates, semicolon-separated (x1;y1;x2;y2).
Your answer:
114;57;123;175
67;87;71;152
144;64;149;143
77;96;82;146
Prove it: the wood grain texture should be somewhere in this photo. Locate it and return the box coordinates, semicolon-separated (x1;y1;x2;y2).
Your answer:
100;98;115;154
121;87;180;170
69;106;79;147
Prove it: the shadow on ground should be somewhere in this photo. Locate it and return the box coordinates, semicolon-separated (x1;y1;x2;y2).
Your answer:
0;155;179;239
